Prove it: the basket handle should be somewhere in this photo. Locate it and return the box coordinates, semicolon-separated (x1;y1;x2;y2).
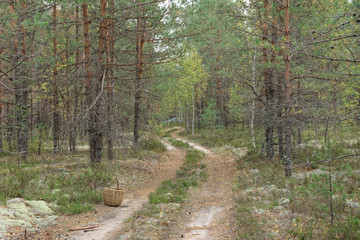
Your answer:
110;177;120;190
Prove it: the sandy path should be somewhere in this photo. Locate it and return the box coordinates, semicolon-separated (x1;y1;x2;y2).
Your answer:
166;135;239;240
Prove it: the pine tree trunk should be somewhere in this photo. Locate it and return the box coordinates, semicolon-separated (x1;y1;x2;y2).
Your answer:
89;0;108;163
13;1;28;159
70;6;80;152
53;4;60;153
251;51;256;149
107;0;115;160
216;28;221;125
83;3;100;164
262;0;274;158
134;16;144;148
283;0;292;177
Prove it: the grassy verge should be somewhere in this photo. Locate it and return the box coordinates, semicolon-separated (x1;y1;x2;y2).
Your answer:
166;137;190;149
0;138;166;215
116;149;206;239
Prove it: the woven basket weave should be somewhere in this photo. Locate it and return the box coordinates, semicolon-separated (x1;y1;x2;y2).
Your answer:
103;177;124;206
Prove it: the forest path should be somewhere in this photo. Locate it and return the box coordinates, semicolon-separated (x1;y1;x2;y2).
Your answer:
164;129;240;239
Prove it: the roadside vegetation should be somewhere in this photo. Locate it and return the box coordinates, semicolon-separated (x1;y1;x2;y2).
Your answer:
0;137;166;215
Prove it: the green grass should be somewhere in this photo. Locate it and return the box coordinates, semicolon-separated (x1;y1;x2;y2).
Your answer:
167;137;190;149
149;149;205;204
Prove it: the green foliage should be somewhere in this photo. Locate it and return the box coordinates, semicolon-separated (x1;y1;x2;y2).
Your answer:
201;99;218;131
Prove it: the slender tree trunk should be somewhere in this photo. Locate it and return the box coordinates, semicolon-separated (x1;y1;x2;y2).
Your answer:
283;0;292;177
270;10;284;160
251;51;256;149
6;103;13;151
70;6;80;152
134;16;144;148
297;80;302;144
107;0;115;160
186;104;189;130
64;12;71;152
192;94;195;135
14;0;28;159
53;3;60;153
277;80;284;160
30;88;33;138
262;0;274;158
216;28;221;125
37;88;42;155
88;0;108;163
82;3;99;164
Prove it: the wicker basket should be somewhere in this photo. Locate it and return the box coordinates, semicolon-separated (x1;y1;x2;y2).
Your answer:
103;177;124;206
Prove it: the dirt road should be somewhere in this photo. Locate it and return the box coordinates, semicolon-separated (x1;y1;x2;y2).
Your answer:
165;134;239;240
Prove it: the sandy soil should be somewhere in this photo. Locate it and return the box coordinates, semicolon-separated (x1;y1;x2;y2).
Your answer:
165;152;239;239
162;131;240;240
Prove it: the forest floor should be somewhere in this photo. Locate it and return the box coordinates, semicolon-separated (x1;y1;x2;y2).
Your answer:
27;128;240;240
3;128;242;240
25;143;185;240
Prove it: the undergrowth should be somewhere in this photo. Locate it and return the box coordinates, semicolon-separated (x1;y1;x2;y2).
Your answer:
236;145;360;239
0;137;165;215
0;156;116;214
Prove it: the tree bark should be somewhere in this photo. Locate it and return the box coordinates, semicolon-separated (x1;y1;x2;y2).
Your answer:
216;28;221;125
262;0;274;158
13;0;28;159
251;51;256;149
70;6;80;152
106;0;115;160
283;0;292;177
53;3;60;153
134;16;145;148
83;3;102;164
